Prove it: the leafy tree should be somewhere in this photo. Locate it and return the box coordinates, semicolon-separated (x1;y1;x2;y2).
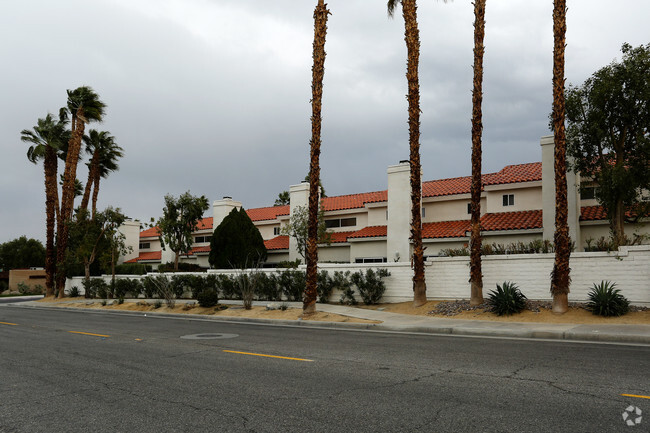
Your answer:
67;207;127;288
0;236;46;271
21;113;69;295
566;43;650;248
156;191;209;271
281;205;331;261
388;0;451;307
209;208;267;269
274;191;290;206
469;0;486;306
551;0;570;314
56;86;106;296
100;213;132;290
305;0;331;315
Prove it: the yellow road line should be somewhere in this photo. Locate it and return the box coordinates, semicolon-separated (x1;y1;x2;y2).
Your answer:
223;350;313;362
0;321;18;326
68;331;110;338
622;394;650;400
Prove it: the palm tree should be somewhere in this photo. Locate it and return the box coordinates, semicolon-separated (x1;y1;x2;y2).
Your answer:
55;86;106;296
21;114;69;296
304;0;330;315
80;130;123;218
469;0;486;306
550;0;570;313
388;0;449;307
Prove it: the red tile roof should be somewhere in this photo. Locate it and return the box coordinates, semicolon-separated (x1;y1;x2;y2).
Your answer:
321;191;388;212
422;162;542;198
139;227;160;238
423;220;470;239
247;206;290;222
480;210;543;231
580;205;638;221
196;218;213;231
125;251;162;263
265;235;289;250
348;226;388;239
329;231;357;243
188;246;211;255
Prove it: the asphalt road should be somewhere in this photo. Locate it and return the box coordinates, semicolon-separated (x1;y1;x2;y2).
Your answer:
0;305;648;433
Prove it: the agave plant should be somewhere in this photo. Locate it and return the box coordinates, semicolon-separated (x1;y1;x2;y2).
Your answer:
586;281;629;317
487;282;527;316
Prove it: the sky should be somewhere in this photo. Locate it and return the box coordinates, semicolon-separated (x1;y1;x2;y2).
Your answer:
1;0;648;244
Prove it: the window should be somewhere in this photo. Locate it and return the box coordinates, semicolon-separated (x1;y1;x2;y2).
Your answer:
273;227;281;236
354;257;387;264
325;217;357;229
502;194;514;207
421;207;426;218
194;236;210;244
467;203;472;214
581;187;597;200
139;242;150;250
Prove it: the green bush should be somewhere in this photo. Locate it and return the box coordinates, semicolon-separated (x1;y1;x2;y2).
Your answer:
254;273;281;301
170;274;199;299
197;289;219;307
586;281;629;317
66;286;80;297
142;276;158;298
82;279;109;299
317;271;333;303
276;269;305;302
114;263;151;275
157;262;206;273
350;269;391;305
218;274;239;300
487;282;527;316
113;278;142;299
17;282;32;295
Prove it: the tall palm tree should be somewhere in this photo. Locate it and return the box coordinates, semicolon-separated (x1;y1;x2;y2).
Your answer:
388;0;449;307
469;0;486;306
304;0;330;315
21;114;69;296
80;130;123;218
551;0;570;313
55;86;106;296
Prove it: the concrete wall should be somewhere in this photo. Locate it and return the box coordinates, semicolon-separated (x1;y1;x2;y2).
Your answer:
350;240;388;262
485;185;543;214
67;245;650;305
118;220;141;263
424;196;484;223
9;269;46;293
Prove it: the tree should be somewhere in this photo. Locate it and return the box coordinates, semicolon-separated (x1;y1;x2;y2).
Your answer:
100;212;132;291
305;0;331;315
156;191;209;271
56;86;106;296
469;0;486;306
21;113;69;296
274;191;290;206
281;205;331;260
388;0;449;307
209;208;267;269
0;236;46;271
81;130;123;218
566;43;650;248
550;0;570;314
67;207;127;290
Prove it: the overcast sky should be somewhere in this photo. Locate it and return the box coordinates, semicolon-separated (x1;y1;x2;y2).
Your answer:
1;0;648;244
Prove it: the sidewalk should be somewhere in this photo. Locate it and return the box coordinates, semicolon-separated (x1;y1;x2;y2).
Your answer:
10;298;650;345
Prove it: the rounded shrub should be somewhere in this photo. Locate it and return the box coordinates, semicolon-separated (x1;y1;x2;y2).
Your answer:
487;281;527;316
197;289;219;308
586;281;629;317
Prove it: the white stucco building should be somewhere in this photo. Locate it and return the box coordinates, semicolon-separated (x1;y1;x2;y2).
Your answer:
120;136;650;269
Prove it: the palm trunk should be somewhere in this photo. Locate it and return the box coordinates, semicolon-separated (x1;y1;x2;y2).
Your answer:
550;0;570;314
80;150;99;213
44;146;58;297
91;170;101;219
56;111;86;296
401;0;426;307
469;0;486;306
304;0;330;315
611;199;626;248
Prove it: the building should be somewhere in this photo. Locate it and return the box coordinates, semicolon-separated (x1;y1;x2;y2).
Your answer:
121;136;650;269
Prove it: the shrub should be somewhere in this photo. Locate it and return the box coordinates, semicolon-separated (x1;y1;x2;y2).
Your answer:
149;275;176;308
33;284;44;295
170;274;200;299
317;271;333;303
82;279;109;299
142;276;158;298
586;281;629;317
157;262;206;273
235;273;255;310
197;289;219;307
113;278;142;299
218;274;239;300
66;286;80;297
276;269;305;302
487;282;527;316
254;273;281;301
0;280;8;293
153;300;162;309
350;269;391;305
17;282;32;295
114;263;151;275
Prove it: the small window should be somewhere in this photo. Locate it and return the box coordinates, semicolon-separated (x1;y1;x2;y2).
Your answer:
325;219;340;229
273;227;281;236
194;236;209;244
502;194;514;207
421;207;426;218
325;217;357;229
467;203;472;214
581;187;596;200
386;210;389;220
354;257;388;264
340;218;356;227
139;242;150;250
